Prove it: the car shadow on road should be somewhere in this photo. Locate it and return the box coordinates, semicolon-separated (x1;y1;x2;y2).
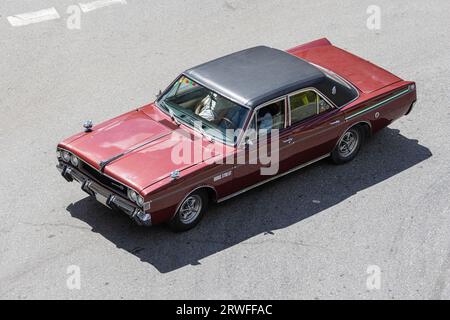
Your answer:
66;128;431;273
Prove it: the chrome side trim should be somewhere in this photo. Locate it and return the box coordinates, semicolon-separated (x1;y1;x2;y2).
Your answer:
217;153;330;203
345;88;410;121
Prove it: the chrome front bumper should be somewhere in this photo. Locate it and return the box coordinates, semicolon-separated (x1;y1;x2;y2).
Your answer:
57;163;151;226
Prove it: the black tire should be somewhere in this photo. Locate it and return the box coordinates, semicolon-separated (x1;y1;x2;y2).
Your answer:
331;126;363;164
168;190;208;232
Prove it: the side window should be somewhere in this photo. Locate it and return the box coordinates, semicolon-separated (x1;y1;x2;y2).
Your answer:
289;90;332;124
289;90;317;124
318;96;332;114
256;100;286;132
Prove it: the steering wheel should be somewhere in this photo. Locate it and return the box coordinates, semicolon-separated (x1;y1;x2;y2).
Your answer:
218;117;237;129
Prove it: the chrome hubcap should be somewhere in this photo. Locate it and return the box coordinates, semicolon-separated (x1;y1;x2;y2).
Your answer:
179;195;202;224
338;130;359;157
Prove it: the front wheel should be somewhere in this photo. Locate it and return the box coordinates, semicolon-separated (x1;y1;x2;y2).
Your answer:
168;190;208;232
331;126;363;164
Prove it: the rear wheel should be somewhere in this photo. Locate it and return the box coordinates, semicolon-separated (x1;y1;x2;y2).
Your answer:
331;126;363;164
168;190;208;232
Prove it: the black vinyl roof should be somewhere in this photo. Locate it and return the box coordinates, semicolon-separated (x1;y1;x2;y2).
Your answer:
183;46;327;108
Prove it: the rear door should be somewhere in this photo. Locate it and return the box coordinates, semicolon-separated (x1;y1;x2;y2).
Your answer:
281;89;344;167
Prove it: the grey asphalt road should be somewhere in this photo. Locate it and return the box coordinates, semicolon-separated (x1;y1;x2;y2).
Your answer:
0;0;449;300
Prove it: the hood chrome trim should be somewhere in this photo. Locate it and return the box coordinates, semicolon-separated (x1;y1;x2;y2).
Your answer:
99;132;171;172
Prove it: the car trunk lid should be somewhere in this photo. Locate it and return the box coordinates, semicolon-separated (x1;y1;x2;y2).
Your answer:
290;44;402;93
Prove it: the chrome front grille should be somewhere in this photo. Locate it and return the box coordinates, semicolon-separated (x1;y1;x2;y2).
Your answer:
79;161;128;197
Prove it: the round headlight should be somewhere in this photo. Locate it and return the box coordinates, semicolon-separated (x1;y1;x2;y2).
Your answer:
137;196;145;207
62;151;71;162
127;189;138;202
70;155;79;166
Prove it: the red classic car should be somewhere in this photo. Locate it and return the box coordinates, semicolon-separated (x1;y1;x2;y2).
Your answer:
57;38;417;231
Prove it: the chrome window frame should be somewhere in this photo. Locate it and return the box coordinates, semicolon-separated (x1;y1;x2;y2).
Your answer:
239;87;336;148
253;96;288;132
287;87;336;126
310;62;361;109
238;96;288;148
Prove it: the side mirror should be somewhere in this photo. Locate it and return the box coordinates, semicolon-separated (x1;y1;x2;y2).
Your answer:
156;89;162;98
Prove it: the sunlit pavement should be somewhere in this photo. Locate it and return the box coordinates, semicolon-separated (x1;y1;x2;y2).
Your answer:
0;0;449;299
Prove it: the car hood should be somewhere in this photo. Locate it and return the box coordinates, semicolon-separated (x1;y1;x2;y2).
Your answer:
63;108;220;191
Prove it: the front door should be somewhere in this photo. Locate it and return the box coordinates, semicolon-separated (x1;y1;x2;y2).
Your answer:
232;97;291;191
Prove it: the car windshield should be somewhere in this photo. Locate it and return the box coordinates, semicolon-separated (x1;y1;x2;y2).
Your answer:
157;76;250;145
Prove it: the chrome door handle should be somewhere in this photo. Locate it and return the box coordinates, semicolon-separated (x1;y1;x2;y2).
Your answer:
282;137;294;144
330;120;341;125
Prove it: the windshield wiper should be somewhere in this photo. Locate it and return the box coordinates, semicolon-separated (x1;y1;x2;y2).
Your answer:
160;100;180;126
167;107;181;126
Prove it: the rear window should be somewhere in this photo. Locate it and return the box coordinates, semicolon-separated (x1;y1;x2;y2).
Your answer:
313;64;359;107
